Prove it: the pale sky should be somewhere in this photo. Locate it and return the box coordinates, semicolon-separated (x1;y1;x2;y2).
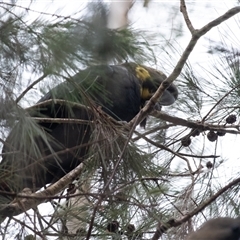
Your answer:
2;1;240;238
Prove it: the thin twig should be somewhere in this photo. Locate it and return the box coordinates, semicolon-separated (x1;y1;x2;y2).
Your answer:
180;0;195;33
151;176;240;239
153;111;240;135
0;163;85;221
202;83;240;122
150;5;240;240
16;73;48;103
130;7;240;131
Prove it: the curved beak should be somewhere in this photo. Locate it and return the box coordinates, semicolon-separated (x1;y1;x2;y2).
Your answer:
158;83;178;106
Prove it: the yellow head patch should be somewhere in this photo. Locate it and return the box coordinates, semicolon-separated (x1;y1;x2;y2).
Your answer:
140;87;153;100
135;66;151;81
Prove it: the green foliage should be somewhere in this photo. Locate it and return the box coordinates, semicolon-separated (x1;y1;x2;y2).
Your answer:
1;1;240;240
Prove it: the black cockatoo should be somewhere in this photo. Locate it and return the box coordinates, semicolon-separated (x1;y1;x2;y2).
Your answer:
0;62;178;203
186;217;240;240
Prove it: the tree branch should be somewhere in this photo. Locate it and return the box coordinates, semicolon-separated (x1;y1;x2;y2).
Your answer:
180;0;195;33
149;5;240;240
151;176;240;239
16;73;48;103
153;111;240;135
0;163;85;221
129;6;240;128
